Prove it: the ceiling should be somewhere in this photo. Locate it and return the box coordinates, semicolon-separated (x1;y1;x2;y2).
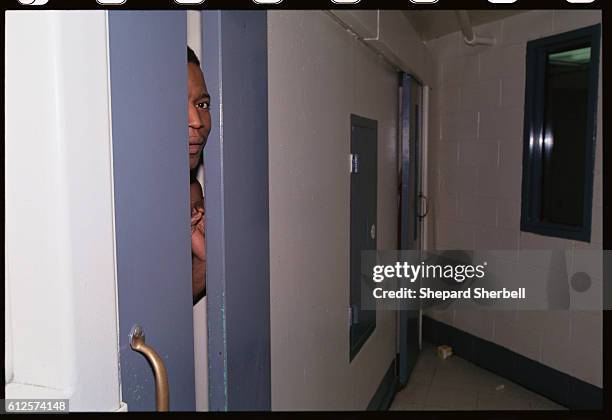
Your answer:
402;10;526;41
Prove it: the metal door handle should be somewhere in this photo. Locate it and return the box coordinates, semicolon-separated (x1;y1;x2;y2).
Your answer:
417;194;429;219
130;325;169;411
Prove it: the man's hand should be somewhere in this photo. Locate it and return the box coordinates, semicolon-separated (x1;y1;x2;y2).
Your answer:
190;181;206;304
191;204;206;262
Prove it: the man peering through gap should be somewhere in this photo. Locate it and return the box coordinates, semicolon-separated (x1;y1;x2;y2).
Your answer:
187;46;210;305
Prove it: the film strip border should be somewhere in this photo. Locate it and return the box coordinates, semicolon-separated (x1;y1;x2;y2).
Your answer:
5;0;603;10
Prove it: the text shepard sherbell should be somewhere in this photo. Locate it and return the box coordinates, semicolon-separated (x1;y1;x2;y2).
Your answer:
371;262;526;301
373;287;526;300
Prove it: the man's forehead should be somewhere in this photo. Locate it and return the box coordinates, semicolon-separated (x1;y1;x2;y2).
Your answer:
188;62;205;79
188;66;208;95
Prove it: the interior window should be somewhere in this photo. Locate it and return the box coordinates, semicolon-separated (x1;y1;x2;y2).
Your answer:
521;25;600;242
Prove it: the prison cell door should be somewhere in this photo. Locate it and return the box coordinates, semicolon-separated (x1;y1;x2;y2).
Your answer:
398;73;424;387
108;11;196;411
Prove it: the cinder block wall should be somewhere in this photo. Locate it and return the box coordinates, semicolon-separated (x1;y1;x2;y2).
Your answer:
426;10;602;388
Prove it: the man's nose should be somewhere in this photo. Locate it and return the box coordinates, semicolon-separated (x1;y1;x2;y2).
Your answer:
188;105;203;129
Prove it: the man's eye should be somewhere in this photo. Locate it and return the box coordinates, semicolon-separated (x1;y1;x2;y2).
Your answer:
196;102;210;110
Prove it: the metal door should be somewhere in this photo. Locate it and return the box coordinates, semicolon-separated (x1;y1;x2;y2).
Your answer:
398;73;424;387
202;11;271;411
108;11;196;411
349;115;378;361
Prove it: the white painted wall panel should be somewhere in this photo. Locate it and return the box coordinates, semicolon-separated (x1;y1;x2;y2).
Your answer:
5;11;121;410
5;256;13;385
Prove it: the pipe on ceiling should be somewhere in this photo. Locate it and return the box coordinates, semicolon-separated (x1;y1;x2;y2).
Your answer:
455;11;496;47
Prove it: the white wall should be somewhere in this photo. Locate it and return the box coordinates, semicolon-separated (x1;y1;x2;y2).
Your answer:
5;252;13;385
5;11;122;410
426;10;602;387
330;10;437;87
267;11;421;410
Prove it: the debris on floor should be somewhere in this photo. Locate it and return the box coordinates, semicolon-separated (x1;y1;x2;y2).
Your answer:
495;384;505;391
437;345;453;360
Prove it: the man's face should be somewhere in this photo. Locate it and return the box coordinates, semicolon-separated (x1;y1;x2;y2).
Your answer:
188;62;211;171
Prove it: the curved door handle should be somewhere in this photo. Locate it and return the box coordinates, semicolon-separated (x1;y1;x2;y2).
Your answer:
417;194;429;219
129;325;169;411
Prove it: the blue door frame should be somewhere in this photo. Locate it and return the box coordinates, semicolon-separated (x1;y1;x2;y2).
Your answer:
202;11;271;411
398;72;423;387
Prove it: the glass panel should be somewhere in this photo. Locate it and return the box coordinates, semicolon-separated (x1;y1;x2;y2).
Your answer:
540;44;591;226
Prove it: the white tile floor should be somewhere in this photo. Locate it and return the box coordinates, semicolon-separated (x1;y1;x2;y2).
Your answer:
390;343;567;411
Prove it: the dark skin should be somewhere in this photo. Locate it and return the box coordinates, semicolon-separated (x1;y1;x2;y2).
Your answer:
188;62;211;304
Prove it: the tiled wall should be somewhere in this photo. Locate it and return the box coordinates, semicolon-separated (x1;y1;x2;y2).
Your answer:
425;10;602;388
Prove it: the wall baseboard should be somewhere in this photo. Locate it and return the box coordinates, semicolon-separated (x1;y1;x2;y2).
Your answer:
367;358;397;411
422;316;603;410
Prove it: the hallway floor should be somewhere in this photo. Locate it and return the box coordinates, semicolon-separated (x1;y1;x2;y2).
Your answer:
390;342;567;411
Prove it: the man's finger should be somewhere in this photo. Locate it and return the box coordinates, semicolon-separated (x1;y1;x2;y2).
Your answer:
192;211;202;222
196;221;205;234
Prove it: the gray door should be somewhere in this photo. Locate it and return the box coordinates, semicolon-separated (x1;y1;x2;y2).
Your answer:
349;115;378;361
398;73;423;386
202;11;271;411
108;12;196;411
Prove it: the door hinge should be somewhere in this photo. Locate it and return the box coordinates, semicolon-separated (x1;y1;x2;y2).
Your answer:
350;154;360;174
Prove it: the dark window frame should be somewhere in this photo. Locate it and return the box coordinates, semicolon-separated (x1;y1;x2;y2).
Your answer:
521;24;601;242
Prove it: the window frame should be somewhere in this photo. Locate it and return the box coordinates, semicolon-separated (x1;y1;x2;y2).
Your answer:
520;24;601;242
